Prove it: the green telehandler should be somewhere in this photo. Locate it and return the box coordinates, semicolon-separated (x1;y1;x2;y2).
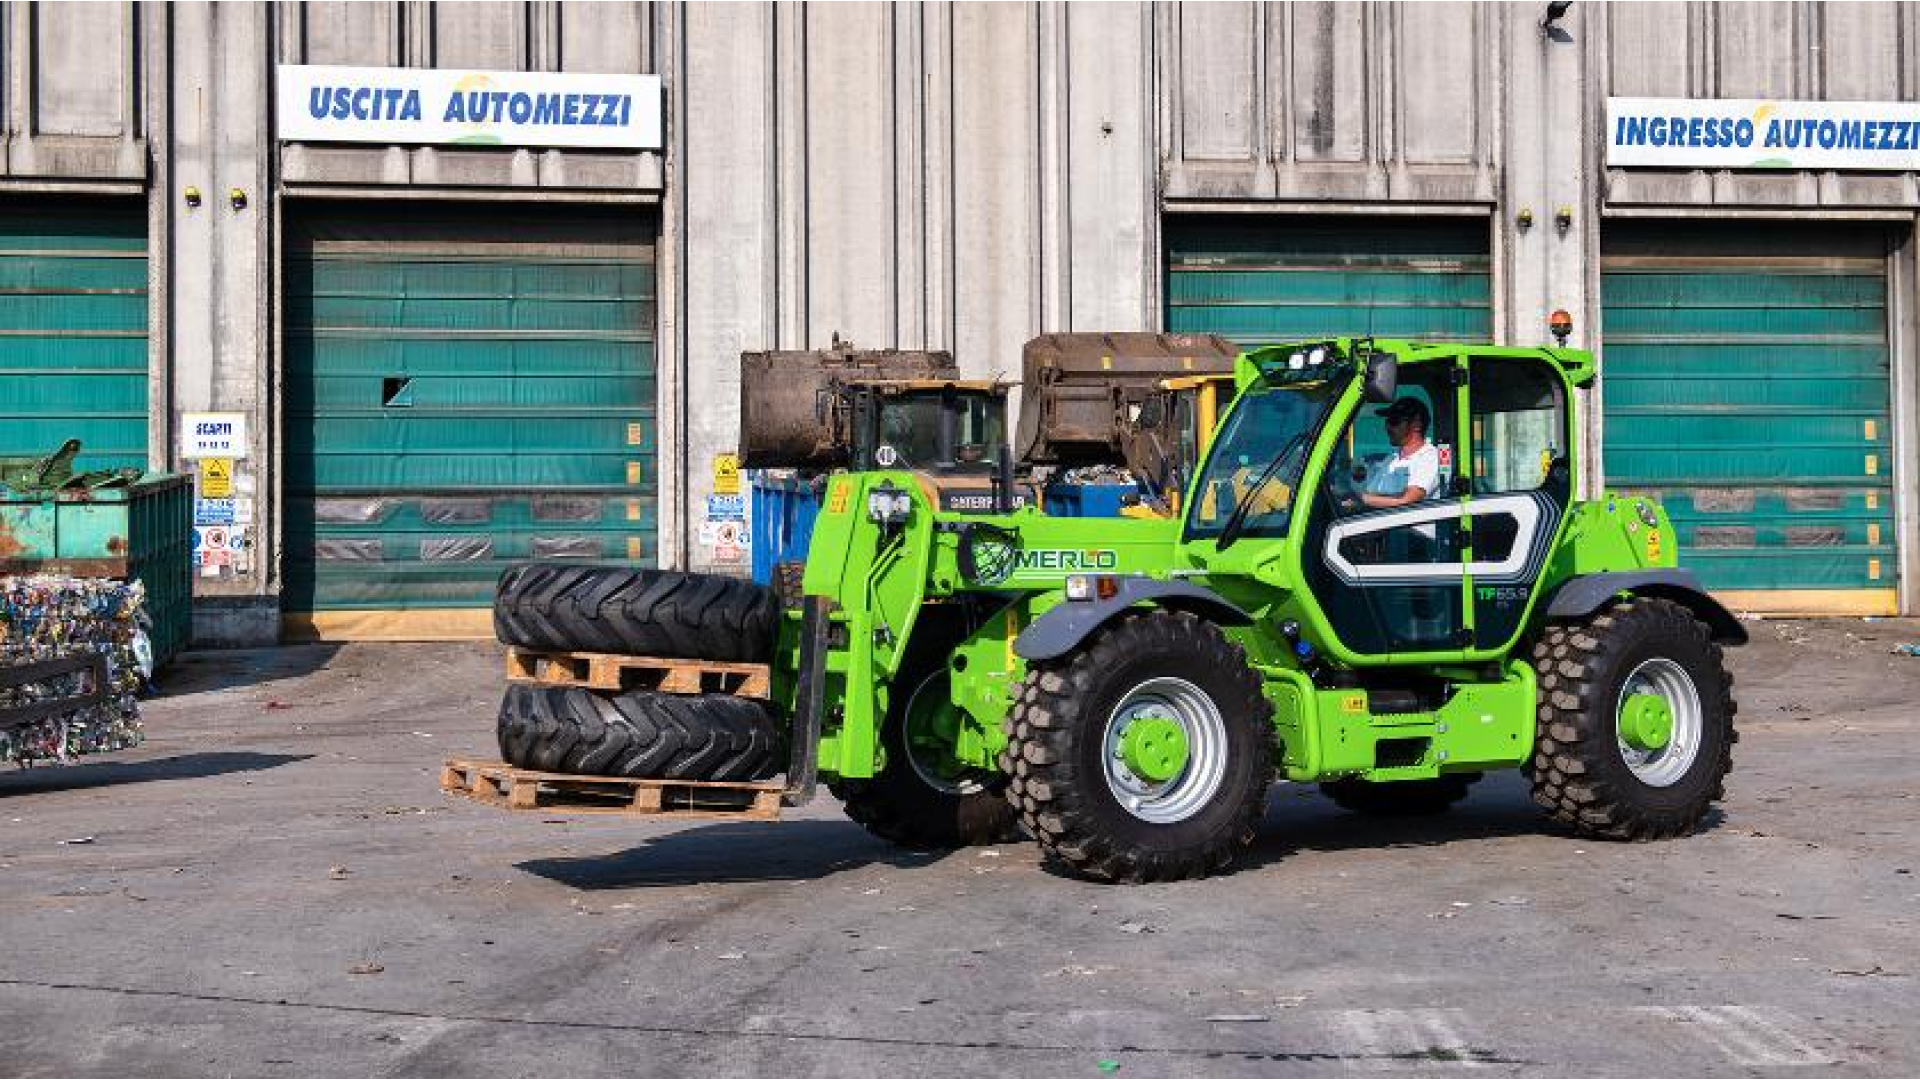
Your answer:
482;336;1742;883
774;337;1743;879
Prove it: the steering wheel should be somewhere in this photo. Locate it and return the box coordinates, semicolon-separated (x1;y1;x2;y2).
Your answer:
1329;465;1365;515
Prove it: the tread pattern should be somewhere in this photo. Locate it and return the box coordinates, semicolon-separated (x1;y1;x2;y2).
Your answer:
1001;610;1273;883
497;683;782;781
494;563;779;662
1528;598;1738;840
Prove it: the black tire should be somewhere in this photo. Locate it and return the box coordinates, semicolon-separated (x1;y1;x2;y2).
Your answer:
829;670;1019;850
1320;773;1481;816
494;563;779;662
1001;610;1274;883
1528;598;1737;840
497;683;783;781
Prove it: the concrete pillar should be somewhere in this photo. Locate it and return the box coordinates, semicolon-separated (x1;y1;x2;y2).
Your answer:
166;1;275;645
1501;1;1597;493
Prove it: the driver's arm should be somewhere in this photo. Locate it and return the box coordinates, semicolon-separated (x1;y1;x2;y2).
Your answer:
1361;484;1427;509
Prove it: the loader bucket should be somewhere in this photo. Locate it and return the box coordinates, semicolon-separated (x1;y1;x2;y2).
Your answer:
739;342;958;469
1014;333;1239;467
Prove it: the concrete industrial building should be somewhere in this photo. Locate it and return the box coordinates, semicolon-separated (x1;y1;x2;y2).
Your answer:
0;1;1914;645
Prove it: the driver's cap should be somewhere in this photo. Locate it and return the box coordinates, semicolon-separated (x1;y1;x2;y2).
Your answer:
1374;397;1428;427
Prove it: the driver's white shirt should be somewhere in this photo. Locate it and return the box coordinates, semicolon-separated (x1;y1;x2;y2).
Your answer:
1371;441;1440;500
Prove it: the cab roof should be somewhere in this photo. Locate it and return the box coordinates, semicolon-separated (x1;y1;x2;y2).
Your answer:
1239;338;1596;390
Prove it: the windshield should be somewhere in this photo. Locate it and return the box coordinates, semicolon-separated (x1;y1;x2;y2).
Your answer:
1183;380;1344;542
874;390;1004;472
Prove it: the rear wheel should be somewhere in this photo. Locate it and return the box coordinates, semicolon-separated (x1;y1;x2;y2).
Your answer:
1528;598;1737;839
830;663;1018;849
1002;610;1274;882
1320;773;1481;816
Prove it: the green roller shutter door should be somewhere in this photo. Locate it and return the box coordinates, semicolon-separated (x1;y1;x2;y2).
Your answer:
1166;216;1492;344
1601;223;1895;615
0;204;149;472
285;208;657;615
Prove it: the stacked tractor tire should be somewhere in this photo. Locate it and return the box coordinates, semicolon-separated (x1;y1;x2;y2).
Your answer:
492;563;785;783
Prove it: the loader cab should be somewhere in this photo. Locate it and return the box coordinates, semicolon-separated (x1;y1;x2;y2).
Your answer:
846;380;1010;476
1126;373;1234;512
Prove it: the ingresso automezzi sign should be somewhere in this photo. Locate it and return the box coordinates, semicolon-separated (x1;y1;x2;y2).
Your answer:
277;65;663;149
1606;97;1920;171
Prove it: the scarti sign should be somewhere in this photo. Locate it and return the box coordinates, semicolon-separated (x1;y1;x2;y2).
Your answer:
277;65;663;149
1607;97;1920;171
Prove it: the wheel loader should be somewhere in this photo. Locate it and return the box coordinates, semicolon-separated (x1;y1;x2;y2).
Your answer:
486;335;1741;883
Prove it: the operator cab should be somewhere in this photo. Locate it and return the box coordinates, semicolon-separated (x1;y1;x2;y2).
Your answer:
853;381;1009;475
1185;340;1580;661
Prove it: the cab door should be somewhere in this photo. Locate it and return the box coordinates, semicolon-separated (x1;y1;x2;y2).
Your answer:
1465;357;1573;649
1301;357;1471;659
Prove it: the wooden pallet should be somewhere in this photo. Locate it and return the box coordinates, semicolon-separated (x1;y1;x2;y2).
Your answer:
505;647;771;698
440;758;783;820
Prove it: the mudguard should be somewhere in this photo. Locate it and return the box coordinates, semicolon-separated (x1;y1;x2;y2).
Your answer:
1013;577;1253;661
1543;569;1748;645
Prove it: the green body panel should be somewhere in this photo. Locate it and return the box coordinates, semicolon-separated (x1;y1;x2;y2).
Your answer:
784;340;1692;790
284;211;657;611
1601;225;1894;594
1259;662;1536;781
0;206;150;474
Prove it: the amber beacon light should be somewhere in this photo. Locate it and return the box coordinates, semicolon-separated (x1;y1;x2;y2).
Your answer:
1549;309;1573;345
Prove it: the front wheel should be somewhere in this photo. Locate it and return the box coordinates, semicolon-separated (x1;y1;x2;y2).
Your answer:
1001;610;1274;883
1529;598;1737;839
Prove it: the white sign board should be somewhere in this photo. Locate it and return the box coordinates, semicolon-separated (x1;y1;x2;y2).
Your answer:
277;65;663;149
1607;97;1920;170
180;412;248;459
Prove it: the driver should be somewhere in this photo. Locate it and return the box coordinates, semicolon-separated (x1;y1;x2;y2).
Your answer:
1361;398;1440;509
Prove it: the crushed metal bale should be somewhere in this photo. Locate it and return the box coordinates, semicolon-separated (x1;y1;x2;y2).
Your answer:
0;576;150;766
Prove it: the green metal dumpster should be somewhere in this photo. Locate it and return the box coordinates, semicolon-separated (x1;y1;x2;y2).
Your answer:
0;474;194;666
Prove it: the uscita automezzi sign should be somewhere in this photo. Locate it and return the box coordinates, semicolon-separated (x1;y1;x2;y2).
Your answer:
277;65;663;149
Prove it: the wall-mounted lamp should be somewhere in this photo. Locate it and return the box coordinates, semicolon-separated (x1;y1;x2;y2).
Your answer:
183;186;202;208
1554;205;1574;235
1516;207;1535;231
1542;0;1573;38
229;187;248;211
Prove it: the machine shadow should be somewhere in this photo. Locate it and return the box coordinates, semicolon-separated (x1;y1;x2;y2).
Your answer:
1236;770;1728;871
0;751;310;796
515;818;984;889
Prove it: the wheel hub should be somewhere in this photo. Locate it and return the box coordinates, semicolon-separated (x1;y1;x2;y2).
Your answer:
1619;692;1673;752
1101;677;1230;825
1614;657;1704;788
1119;715;1190;783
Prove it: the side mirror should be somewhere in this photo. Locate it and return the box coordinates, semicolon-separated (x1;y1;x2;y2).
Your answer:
1361;353;1398;403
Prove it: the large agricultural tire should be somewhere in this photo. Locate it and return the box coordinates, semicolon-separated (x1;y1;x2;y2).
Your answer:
1002;610;1274;883
1320;773;1481;816
1528;598;1737;840
497;683;783;782
494;563;779;662
830;660;1019;850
